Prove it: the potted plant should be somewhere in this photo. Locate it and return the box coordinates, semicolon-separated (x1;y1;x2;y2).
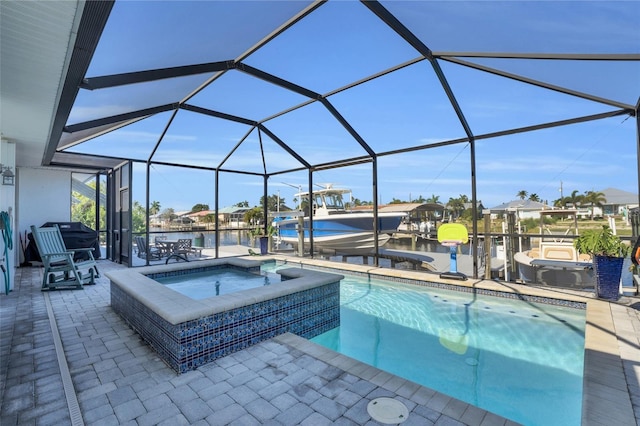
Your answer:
250;225;277;255
574;225;631;300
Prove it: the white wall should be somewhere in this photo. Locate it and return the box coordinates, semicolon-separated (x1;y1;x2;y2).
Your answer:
518;210;541;220
17;168;72;264
0;164;72;293
18;167;71;230
0;140;17;293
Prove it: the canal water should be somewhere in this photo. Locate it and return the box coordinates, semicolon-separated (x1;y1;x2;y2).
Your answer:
147;228;485;254
147;228;636;286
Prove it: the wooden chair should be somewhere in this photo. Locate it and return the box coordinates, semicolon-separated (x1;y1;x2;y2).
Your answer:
135;236;163;260
30;224;100;291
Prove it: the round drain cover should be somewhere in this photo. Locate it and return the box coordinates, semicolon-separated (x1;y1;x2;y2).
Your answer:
367;397;409;424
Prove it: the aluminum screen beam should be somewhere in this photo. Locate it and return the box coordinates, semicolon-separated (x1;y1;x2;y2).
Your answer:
64;103;178;133
434;52;640;61
376;109;631;158
80;61;233;90
443;57;635;110
258;125;311;169
181;104;258;127
236;62;321;100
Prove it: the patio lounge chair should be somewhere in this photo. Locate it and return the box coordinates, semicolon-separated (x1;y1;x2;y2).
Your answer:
30;224;100;291
135;236;163;260
176;238;204;257
165;238;202;263
165;238;193;263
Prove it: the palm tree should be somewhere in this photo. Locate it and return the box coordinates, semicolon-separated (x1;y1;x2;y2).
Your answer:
567;190;583;209
516;190;528;200
528;193;541;202
243;207;263;227
259;195;285;212
553;197;569;208
583;191;606;220
446;197;465;220
426;194;440;204
150;200;161;215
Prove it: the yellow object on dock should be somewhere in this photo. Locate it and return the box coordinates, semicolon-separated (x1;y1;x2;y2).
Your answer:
437;223;469;245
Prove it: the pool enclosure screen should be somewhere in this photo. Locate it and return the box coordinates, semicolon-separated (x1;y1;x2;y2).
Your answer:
36;0;639;271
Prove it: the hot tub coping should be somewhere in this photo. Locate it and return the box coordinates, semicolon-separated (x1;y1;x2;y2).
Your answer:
106;258;343;324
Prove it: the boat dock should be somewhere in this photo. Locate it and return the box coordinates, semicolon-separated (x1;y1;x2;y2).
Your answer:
313;247;506;280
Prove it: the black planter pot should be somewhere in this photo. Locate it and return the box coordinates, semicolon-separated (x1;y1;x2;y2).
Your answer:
594;255;624;300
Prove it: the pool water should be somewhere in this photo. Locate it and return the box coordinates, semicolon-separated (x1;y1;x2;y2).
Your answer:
154;268;280;300
264;263;585;426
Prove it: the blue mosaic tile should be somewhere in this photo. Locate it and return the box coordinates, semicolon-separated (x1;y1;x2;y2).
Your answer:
111;266;340;374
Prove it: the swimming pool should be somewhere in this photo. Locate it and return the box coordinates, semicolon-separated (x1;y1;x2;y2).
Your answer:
262;262;585;426
154;268;281;299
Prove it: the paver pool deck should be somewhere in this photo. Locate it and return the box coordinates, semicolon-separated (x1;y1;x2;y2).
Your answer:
1;247;639;425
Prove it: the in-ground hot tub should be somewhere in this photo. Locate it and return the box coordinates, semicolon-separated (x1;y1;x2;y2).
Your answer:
106;258;342;373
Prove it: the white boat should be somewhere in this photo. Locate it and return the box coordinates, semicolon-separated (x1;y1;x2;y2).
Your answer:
514;243;595;288
514;209;595;289
275;185;405;254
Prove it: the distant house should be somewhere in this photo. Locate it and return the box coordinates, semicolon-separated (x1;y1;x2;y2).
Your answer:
171;211;194;226
149;213;162;227
600;187;639;216
463;201;485;219
567;188;638;219
488;200;550;220
185;210;215;223
218;206;251;225
463;201;485;210
488;188;639;221
173;210;192;219
182;207;255;226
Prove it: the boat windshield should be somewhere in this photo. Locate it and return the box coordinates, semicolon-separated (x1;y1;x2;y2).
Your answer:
313;192;345;210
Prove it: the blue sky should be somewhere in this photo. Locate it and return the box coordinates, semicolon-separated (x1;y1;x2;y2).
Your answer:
67;1;639;212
